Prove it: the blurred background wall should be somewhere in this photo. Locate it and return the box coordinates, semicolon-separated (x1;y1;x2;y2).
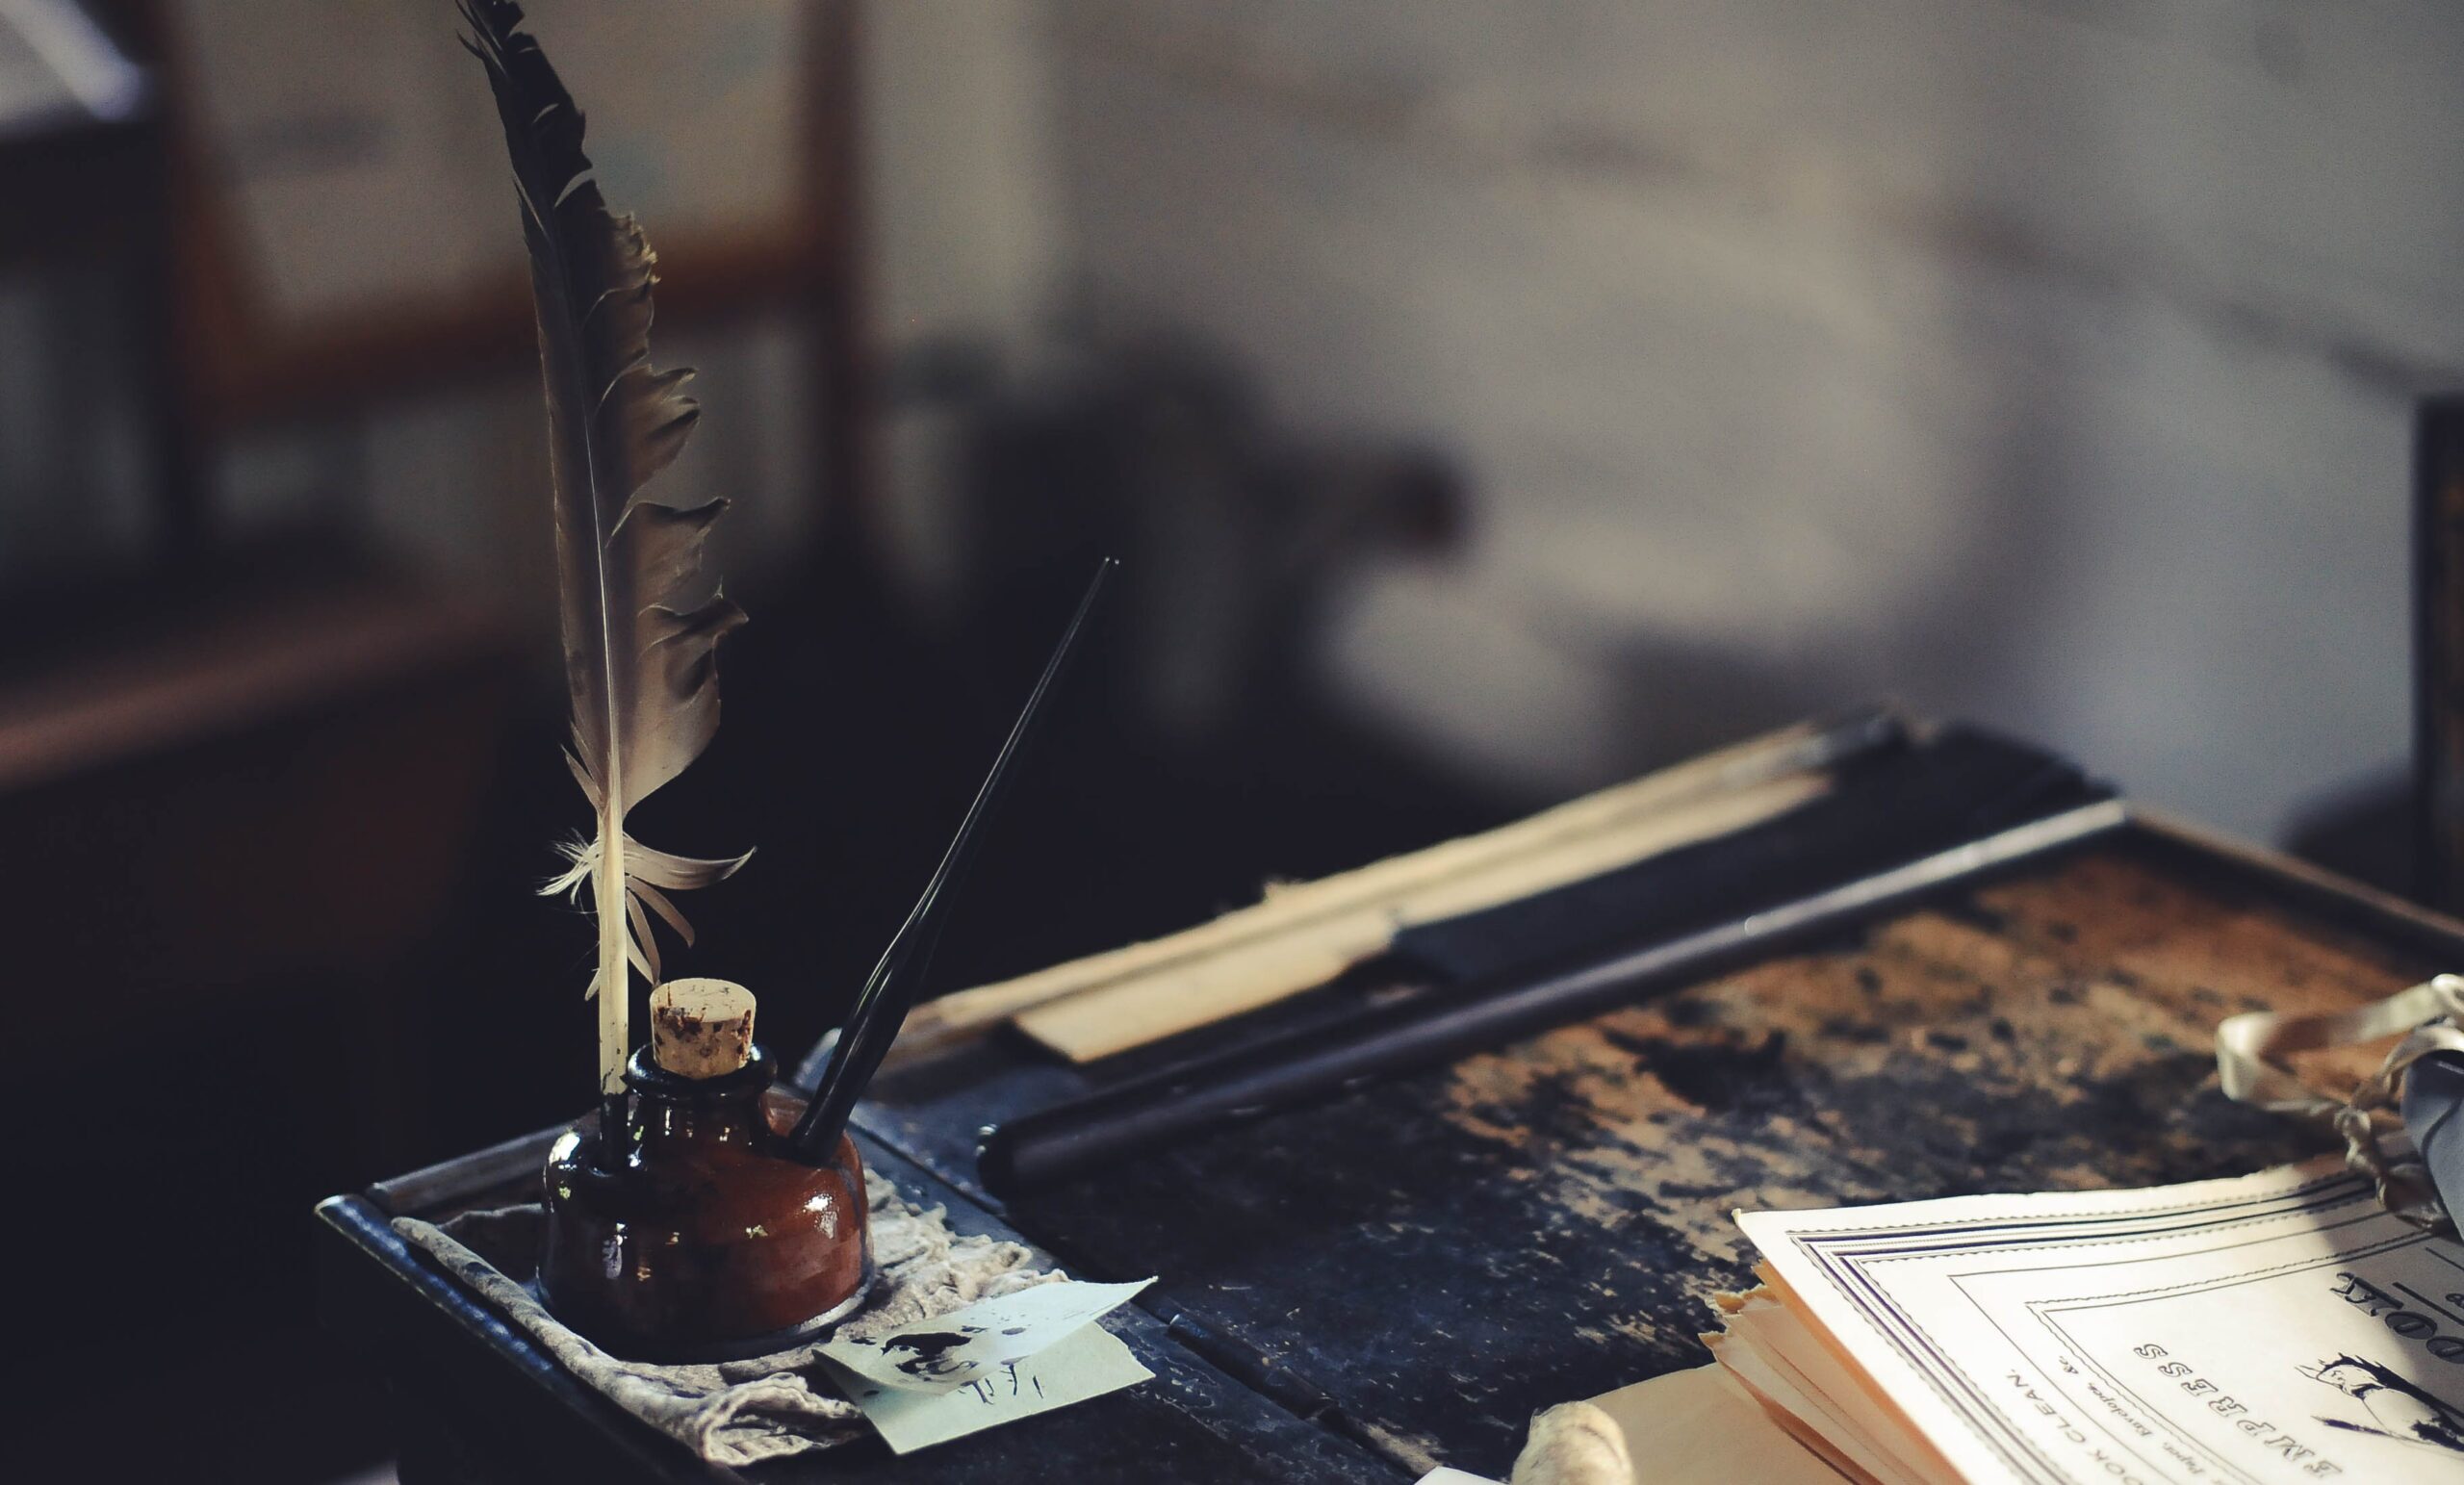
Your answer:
15;0;2444;844
866;0;2463;845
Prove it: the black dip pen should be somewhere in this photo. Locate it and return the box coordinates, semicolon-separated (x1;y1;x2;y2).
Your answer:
789;557;1117;1164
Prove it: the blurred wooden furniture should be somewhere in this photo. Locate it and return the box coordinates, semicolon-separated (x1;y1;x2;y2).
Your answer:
10;580;518;1483
0;0;203;557
2;583;513;1162
125;0;870;544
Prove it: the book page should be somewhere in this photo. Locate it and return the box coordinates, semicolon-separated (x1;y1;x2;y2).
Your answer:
1709;1291;1948;1485
1741;1162;2464;1484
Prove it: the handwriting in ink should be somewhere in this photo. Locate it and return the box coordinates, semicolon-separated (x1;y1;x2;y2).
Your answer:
882;1325;988;1381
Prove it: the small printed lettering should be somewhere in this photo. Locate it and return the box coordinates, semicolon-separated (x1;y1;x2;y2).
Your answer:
2130;1344;2344;1479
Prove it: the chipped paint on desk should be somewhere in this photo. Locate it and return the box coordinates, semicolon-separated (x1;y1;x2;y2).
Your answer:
860;835;2451;1477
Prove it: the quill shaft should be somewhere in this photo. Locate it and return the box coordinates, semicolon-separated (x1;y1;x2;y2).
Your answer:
790;559;1116;1160
599;815;628;1093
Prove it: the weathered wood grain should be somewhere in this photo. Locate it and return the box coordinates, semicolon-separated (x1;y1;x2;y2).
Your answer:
861;834;2451;1478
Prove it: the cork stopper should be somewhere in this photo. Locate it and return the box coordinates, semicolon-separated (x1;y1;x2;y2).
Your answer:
650;979;757;1079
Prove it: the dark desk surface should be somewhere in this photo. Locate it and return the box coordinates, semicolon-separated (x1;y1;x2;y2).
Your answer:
317;1133;1399;1483
321;816;2462;1482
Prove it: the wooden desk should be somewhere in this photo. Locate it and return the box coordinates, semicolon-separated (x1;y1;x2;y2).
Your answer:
318;1132;1389;1484
319;811;2464;1481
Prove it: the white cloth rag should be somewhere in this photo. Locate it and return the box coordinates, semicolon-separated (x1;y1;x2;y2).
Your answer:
392;1169;1062;1466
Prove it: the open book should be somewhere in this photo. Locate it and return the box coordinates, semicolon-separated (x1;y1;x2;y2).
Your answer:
1420;1164;2464;1484
1700;1162;2464;1483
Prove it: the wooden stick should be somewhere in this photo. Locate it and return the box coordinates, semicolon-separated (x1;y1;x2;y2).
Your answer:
885;709;1897;1066
1019;771;1827;1061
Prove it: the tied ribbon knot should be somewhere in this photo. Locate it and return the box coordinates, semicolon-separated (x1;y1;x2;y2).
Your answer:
2217;972;2464;1234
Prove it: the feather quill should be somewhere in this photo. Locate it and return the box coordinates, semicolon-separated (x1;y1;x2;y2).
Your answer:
462;0;749;1093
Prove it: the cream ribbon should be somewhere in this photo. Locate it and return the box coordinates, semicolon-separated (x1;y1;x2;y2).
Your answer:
2216;972;2464;1231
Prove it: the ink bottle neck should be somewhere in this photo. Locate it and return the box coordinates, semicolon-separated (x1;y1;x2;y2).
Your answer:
618;1043;778;1153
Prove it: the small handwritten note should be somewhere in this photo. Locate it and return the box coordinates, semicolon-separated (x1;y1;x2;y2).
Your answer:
819;1320;1154;1453
818;1277;1153;1395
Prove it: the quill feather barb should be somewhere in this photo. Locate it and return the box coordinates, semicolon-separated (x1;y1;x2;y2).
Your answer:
463;0;749;1092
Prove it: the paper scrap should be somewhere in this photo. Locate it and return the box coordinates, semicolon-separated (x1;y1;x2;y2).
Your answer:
1585;1365;1843;1484
820;1321;1153;1454
819;1277;1153;1395
1410;1368;1834;1485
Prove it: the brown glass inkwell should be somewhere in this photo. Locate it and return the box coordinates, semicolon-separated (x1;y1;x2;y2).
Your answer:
526;550;1104;1360
526;550;1106;1360
541;981;872;1361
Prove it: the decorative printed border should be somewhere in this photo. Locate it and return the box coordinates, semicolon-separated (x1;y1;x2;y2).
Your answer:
1783;1171;2374;1482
